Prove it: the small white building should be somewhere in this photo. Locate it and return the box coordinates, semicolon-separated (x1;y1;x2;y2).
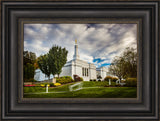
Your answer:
96;67;108;80
34;69;54;81
34;40;108;81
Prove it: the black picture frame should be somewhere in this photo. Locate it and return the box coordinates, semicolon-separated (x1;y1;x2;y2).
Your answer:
1;0;159;120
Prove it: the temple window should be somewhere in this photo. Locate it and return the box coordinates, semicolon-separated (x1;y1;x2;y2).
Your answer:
82;67;84;76
87;69;88;76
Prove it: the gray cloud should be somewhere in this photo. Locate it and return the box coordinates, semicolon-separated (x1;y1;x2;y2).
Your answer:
24;24;137;67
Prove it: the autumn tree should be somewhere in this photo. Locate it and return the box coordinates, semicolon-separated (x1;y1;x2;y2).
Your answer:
23;51;36;82
23;51;36;65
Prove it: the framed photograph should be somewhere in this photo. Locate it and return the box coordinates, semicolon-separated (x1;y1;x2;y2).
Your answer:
23;22;138;99
1;0;159;120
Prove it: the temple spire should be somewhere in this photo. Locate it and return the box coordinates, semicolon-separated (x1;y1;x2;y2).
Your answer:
75;39;77;44
73;39;79;60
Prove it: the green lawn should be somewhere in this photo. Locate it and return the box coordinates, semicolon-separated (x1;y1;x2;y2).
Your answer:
23;81;137;98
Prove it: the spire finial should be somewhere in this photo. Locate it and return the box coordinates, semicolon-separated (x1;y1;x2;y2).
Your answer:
75;39;77;44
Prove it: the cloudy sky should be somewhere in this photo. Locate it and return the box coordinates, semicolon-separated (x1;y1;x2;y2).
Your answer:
24;24;137;68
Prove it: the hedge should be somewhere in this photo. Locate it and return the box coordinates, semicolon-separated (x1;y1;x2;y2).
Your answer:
56;76;74;84
112;77;119;82
24;78;37;82
125;78;137;87
104;76;118;82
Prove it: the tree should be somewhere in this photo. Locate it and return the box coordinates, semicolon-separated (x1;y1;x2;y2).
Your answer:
23;51;36;82
24;63;35;81
122;47;137;78
33;57;41;69
23;51;36;65
108;57;125;81
34;59;39;69
37;54;51;81
36;45;68;80
108;47;137;80
48;45;68;77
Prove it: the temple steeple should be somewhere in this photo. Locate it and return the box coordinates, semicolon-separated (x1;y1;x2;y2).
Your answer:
73;39;79;60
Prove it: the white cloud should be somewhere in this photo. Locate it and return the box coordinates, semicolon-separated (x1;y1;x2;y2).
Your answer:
24;24;137;67
80;53;94;63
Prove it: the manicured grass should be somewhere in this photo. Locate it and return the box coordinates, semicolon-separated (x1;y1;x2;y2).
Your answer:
83;81;117;87
23;81;137;98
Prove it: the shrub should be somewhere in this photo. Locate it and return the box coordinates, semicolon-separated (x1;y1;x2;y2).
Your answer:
90;79;92;81
39;83;52;87
24;84;36;87
121;79;125;83
41;84;45;87
49;83;55;87
33;83;41;87
80;77;84;81
115;84;122;87
125;78;137;87
112;77;118;82
104;76;113;81
64;76;72;80
56;76;74;84
93;79;96;81
73;75;83;82
54;83;61;86
98;79;101;81
56;78;64;84
24;78;37;82
104;76;118;82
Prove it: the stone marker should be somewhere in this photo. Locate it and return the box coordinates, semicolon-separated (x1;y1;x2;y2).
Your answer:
46;85;48;93
53;78;56;84
109;79;111;86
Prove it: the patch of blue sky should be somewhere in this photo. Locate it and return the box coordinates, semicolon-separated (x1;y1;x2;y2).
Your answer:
24;24;137;68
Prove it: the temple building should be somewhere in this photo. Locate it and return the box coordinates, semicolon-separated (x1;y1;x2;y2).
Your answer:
34;40;108;81
96;67;108;80
59;40;96;81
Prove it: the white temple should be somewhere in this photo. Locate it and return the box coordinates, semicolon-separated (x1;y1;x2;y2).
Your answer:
34;40;108;81
59;40;97;81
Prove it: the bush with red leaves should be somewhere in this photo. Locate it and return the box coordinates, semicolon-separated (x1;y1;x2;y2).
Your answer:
73;75;83;82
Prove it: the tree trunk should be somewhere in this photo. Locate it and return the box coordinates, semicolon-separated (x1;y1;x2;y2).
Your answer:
58;74;60;78
48;75;50;81
119;77;121;83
